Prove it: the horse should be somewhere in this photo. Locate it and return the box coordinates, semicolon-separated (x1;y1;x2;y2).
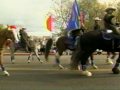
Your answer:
0;28;15;76
9;35;43;64
45;36;72;69
71;30;120;76
26;38;43;63
45;29;95;69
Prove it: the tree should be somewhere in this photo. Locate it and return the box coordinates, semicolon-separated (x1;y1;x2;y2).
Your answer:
116;2;120;22
79;0;106;30
51;0;73;35
51;0;120;35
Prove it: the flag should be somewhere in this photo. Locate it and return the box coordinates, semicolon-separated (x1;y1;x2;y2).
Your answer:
66;0;80;31
46;15;55;32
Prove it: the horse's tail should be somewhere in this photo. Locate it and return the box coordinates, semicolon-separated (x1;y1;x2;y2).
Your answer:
44;38;53;61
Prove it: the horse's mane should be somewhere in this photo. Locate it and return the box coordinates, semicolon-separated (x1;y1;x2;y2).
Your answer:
0;29;8;37
0;29;9;49
0;28;15;49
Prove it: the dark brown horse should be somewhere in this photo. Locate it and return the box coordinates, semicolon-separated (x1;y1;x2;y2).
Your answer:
45;28;96;69
45;34;94;69
45;34;78;69
45;29;85;69
0;28;15;76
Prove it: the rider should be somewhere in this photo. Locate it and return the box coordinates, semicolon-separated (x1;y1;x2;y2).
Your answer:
94;17;101;31
103;7;120;49
103;7;119;37
68;23;86;49
19;27;29;52
93;17;103;54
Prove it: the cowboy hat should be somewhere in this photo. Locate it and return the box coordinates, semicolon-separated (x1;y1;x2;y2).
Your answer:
94;17;101;21
105;7;116;12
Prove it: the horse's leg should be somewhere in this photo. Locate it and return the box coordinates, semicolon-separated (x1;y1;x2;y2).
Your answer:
8;41;16;64
34;48;43;63
70;50;82;70
112;52;120;74
10;44;15;64
111;52;117;59
0;50;10;76
90;54;98;69
55;50;64;69
80;50;95;76
27;52;33;63
106;52;114;64
31;54;34;61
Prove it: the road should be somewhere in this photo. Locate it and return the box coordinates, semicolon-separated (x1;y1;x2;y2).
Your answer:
0;54;120;90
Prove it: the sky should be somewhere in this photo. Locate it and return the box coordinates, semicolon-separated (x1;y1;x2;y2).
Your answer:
0;0;53;36
0;0;119;36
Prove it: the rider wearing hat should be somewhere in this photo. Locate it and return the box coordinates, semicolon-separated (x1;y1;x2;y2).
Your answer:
103;7;120;49
67;23;86;49
94;17;101;31
103;7;118;35
19;27;29;52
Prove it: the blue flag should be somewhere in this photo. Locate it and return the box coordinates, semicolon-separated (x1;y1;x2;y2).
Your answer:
66;0;80;31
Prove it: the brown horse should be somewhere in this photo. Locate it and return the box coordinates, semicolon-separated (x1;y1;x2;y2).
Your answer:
45;35;95;69
45;36;71;69
0;28;15;76
45;29;84;69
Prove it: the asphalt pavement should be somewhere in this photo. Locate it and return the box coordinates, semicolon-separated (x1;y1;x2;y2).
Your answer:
0;54;120;90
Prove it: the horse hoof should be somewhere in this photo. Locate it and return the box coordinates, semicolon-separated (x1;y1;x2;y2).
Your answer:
45;58;49;62
112;68;120;74
92;65;98;69
59;64;65;69
106;58;113;65
81;70;92;77
78;65;81;70
11;60;15;64
27;60;31;63
3;71;10;76
40;60;43;63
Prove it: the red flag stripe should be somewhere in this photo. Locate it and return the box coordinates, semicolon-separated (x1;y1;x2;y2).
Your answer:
46;15;54;31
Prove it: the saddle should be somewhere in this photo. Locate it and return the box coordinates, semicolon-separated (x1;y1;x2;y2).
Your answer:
66;36;76;50
102;26;120;40
102;29;120;49
102;30;113;40
66;35;81;50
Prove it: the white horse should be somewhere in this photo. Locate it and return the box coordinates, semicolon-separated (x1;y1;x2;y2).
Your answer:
27;38;43;63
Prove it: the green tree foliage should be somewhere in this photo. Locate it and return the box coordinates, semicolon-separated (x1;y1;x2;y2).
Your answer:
52;0;73;35
52;0;120;35
116;2;120;22
79;0;106;30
